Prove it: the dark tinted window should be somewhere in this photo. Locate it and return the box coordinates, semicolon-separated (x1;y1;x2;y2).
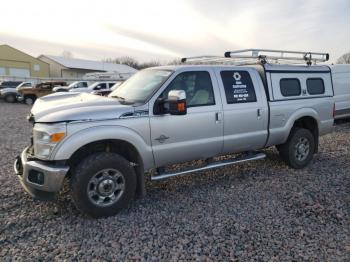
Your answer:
307;78;325;95
161;71;215;107
0;81;22;88
220;71;257;103
77;82;88;88
280;79;301;97
94;83;107;90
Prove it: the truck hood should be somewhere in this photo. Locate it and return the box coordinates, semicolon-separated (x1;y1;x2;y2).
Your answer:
31;92;134;123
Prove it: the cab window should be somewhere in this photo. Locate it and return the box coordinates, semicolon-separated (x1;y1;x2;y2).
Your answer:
108;83;116;88
280;78;301;97
94;83;107;90
160;71;215;107
220;71;257;103
77;82;88;88
306;78;325;95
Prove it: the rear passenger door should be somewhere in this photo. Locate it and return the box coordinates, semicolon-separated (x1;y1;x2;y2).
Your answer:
215;68;269;153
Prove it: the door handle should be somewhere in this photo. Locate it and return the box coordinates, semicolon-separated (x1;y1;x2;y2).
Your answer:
215;112;222;122
257;108;263;118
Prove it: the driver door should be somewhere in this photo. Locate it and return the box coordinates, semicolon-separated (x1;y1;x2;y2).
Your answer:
149;69;224;167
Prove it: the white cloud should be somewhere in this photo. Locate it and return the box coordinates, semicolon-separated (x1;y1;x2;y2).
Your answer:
0;0;349;62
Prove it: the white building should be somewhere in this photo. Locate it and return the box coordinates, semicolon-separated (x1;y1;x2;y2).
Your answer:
38;55;137;79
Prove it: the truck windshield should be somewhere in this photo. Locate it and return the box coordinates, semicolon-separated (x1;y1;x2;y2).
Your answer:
109;69;173;104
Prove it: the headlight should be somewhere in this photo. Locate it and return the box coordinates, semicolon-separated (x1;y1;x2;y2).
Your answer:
33;123;66;159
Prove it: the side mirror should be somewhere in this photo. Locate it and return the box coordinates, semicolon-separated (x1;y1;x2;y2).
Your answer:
168;90;187;115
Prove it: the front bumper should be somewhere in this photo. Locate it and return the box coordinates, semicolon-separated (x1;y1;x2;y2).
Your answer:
14;147;69;200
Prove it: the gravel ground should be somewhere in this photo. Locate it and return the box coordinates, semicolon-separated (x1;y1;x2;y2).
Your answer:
0;100;349;261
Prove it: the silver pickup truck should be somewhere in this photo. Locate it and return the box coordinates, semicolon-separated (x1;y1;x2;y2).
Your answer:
14;50;335;217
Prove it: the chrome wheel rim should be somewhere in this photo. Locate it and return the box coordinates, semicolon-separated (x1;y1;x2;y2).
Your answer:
294;137;310;161
87;168;125;207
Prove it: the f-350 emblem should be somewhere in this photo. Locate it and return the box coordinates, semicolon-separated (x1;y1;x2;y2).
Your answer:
155;135;169;143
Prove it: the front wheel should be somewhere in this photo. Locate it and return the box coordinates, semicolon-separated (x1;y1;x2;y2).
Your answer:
278;128;315;169
70;152;136;218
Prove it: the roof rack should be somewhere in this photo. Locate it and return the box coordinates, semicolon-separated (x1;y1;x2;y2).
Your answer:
181;48;330;66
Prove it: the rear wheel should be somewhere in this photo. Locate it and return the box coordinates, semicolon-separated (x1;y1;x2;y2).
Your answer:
278;128;315;169
70;152;136;218
4;94;16;103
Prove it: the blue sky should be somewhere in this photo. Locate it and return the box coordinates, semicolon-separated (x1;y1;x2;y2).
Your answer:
0;0;349;62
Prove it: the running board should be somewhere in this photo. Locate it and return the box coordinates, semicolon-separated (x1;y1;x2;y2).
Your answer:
151;152;266;181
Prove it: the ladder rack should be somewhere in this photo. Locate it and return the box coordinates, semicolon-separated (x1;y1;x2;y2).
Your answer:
181;48;330;66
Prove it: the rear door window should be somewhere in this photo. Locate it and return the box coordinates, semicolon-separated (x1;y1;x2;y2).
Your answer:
280;78;301;97
220;71;257;103
306;78;325;95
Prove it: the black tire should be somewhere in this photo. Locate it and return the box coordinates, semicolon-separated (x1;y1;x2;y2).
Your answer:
278;128;315;169
24;96;35;105
4;94;16;103
70;152;136;218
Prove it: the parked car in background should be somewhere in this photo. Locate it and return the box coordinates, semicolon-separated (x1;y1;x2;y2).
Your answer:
91;81;123;96
0;82;32;103
18;81;66;105
0;81;23;89
53;81;91;92
70;81;116;94
330;64;350;119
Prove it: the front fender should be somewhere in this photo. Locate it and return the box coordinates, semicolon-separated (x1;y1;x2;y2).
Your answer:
51;125;155;170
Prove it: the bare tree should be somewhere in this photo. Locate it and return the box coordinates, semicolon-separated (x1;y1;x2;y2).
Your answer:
104;56;139;69
138;60;162;69
337;52;350;64
167;58;183;65
104;56;164;70
62;50;74;59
